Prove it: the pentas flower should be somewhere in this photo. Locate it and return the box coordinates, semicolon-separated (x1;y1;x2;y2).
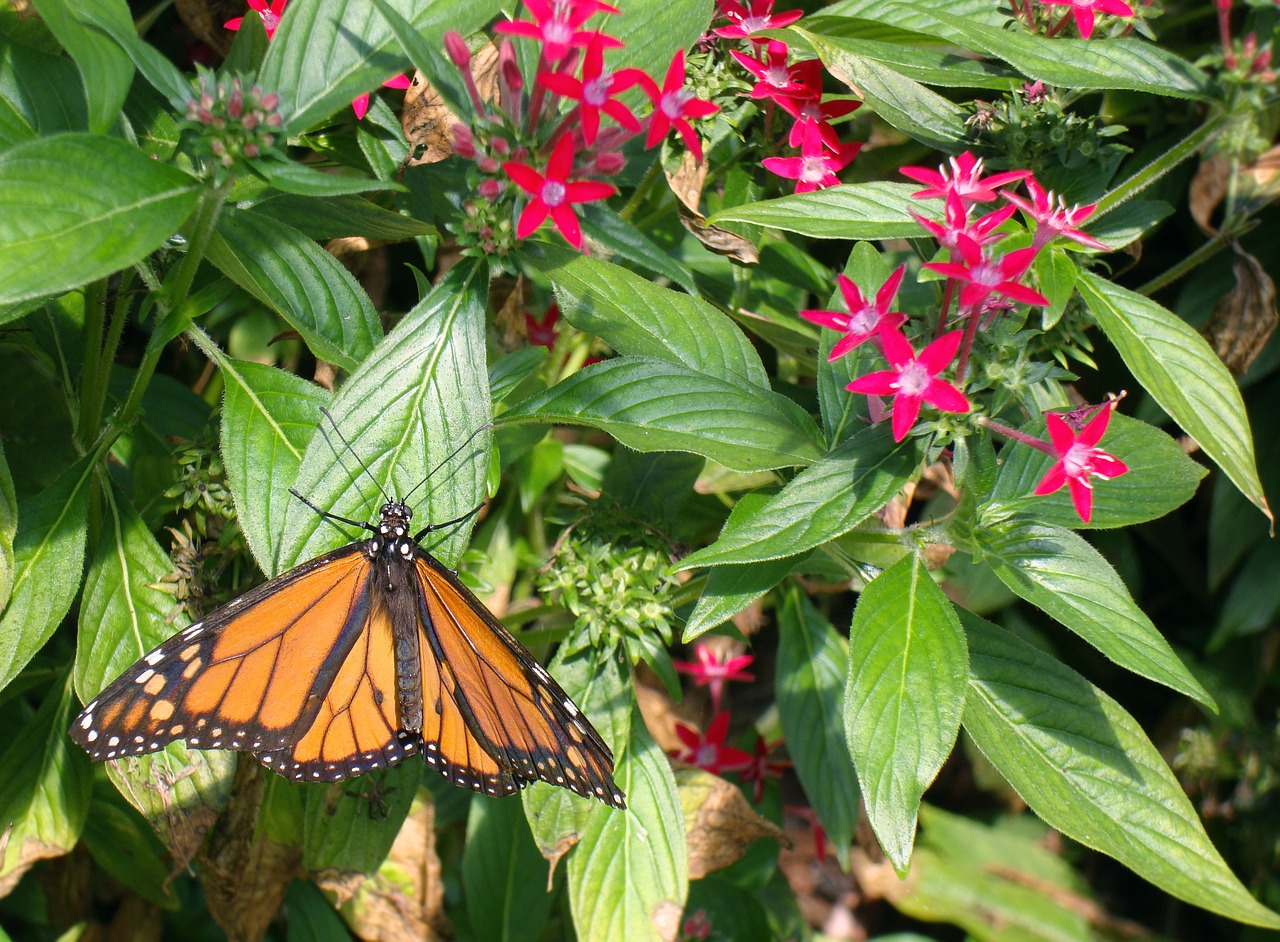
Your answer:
913;190;1017;252
1033;405;1129;523
526;304;561;349
787;805;829;863
923;233;1047;310
739;736;789;803
901;151;1031;206
351;74;413;121
1002;178;1108;251
763;122;861;193
503;134;617;248
846;327;970;442
731;42;821;104
775;94;860;149
225;0;286;39
643;50;720;161
1039;0;1135;39
672;712;754;775
538;34;647;144
673;643;755;712
800;266;908;361
494;0;622;64
714;0;804;41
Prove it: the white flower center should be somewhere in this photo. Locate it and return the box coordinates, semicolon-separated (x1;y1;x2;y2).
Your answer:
895;361;931;396
540;179;567;207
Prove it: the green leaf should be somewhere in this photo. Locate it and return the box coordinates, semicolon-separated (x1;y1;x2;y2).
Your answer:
76;3;191;107
280;260;491;573
212;353;328;572
527;243;768;387
962;613;1280;928
251;193;436;241
577;205;700;297
679;426;921;569
776;589;861;866
567;704;687;942
260;0;505;134
302;763;419;875
973;517;1214;709
0;455;92;694
821;0;1006;32
0;672;92;895
464;796;552;942
0;133;200;306
1077;272;1268;520
251;160;405;198
0;39;89;142
207;206;383;374
489;348;548;405
919;11;1210;99
844;555;967;872
0;439;15;612
28;0;134;135
502;357;825;473
81;784;175;909
683;553;801;641
797;28;968;149
708;182;938;240
987;413;1207;530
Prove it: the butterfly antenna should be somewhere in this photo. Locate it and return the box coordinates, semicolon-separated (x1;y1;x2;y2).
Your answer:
320;406;390;503
402;422;494;504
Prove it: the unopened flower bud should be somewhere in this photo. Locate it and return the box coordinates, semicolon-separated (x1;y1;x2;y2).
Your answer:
445;30;471;69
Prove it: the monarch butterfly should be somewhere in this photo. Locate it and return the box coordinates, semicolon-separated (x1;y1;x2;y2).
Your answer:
69;423;625;809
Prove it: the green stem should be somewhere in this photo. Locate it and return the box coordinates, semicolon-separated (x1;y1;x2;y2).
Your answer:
1093;113;1227;220
80;271;136;451
76;279;106;448
1134;218;1256;296
117;178;232;427
618;156;663;222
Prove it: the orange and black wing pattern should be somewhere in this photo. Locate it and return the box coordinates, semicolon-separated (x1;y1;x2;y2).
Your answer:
413;552;626;808
71;544;420;782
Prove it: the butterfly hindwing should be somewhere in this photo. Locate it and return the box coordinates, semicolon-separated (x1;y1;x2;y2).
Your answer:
413;553;626;808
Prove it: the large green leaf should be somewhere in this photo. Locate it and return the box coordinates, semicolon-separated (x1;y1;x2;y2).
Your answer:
0;672;92;895
844;555;966;871
463;796;552;942
301;763;419;875
0;439;15;612
973;518;1214;709
1077;272;1267;520
679;426;920;569
279;260;491;573
963;613;1280;928
0;133;200;305
502;357;825;473
683;552;801;641
776;590;861;867
987;413;1206;530
260;0;505;133
207;207;383;374
28;0;134;134
708;182;938;240
527;243;768;387
0;455;93;693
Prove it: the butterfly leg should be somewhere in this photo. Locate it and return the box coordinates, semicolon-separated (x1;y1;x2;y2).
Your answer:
288;488;377;532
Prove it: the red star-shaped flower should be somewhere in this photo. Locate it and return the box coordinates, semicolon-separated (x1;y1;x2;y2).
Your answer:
901;151;1031;205
846;327;971;441
526;304;560;349
923;233;1048;310
775;94;860;149
538;34;647;144
225;0;287;39
673;644;755;713
503;134;617;248
494;0;622;64
912;190;1017;253
1003;177;1108;251
739;736;790;803
1033;405;1129;523
714;0;804;41
731;41;821;105
1038;0;1135;39
672;712;755;775
800;266;909;361
643;50;720;161
762;122;861;193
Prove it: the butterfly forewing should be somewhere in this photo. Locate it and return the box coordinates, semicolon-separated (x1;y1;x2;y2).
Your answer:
414;554;626;809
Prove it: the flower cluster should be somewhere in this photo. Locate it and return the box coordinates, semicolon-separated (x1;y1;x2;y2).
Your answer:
444;0;719;252
801;151;1129;522
713;0;861;193
180;69;284;178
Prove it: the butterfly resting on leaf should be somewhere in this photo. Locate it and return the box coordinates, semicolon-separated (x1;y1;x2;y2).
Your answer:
68;428;625;809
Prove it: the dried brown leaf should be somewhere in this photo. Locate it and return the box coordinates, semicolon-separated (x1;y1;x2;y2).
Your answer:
1200;245;1278;376
675;765;790;880
402;44;500;167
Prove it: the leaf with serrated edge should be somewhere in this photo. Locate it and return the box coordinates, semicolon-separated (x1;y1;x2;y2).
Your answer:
844;557;966;871
963;612;1280;927
679;426;920;569
777;590;861;867
502;357;824;473
683;554;800;642
709;182;939;240
974;518;1214;709
1077;271;1268;521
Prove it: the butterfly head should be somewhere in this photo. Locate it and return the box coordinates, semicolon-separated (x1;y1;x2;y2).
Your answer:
371;501;416;560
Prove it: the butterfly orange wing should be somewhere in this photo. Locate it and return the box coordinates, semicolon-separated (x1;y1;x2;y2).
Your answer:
413;553;626;808
71;545;419;781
